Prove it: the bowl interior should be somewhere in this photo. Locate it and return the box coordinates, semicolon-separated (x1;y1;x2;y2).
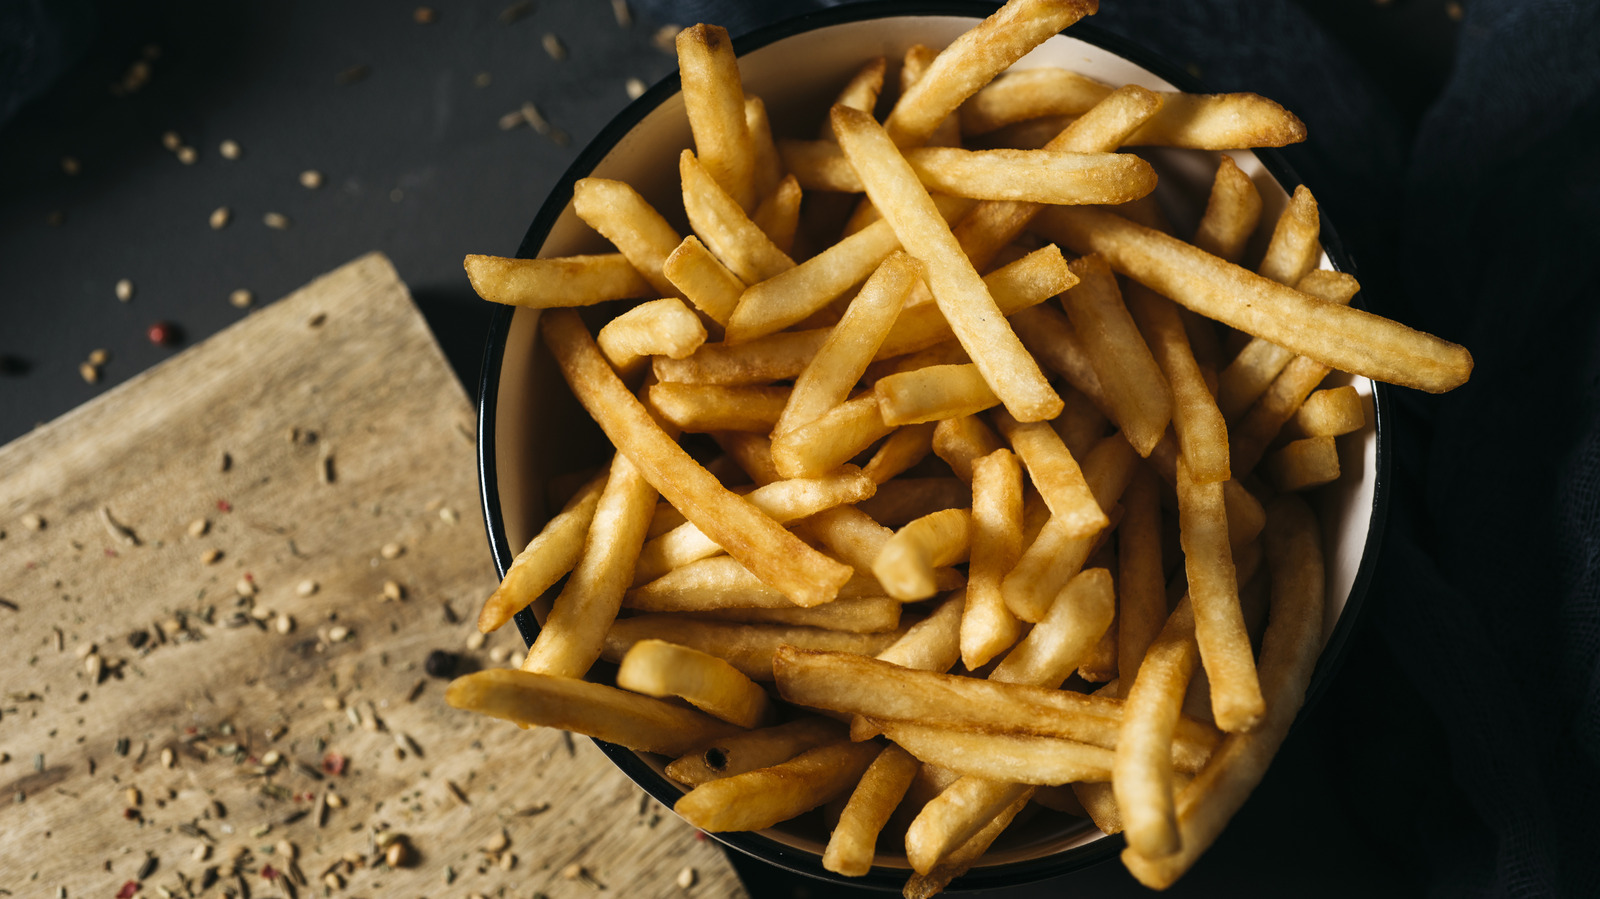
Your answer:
482;8;1381;891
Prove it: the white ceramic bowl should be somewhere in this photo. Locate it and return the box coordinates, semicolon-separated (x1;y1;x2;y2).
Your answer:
477;2;1387;890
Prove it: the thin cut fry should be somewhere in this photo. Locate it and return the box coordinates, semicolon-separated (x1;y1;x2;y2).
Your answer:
959;67;1115;135
824;56;888;139
962;449;1025;669
1287;386;1365;438
771;391;894;479
862;422;938;483
1125;284;1229;483
876;364;1001;426
991;407;1110;539
617;639;772;727
752;174;803;255
873;508;973;601
824;744;920;876
680;596;902;634
1216;268;1360;421
932;415;1003;483
903;788;1034;899
1230;353;1340;475
681;149;795;284
991;567;1116;687
663;235;746;326
676;739;883;831
1114;597;1200;859
478;468;607;633
875;591;966;672
677;24;756;210
667;717;845;785
1116;468;1165;683
1122;92;1308;149
464;253;650;308
647;383;790;433
1255;184;1322;287
1192;155;1261;264
606;615;908;682
1264;436;1340;492
877;720;1115;784
627;556;901;612
1176;458;1262;732
572;178;684;298
1059;255;1172;456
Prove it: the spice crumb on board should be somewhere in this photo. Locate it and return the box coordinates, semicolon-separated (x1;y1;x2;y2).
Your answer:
187;517;208;537
177;145;197;165
209;206;231;229
263;212;290;230
500;1;532;25
299;169;324;189
79;362;100;384
219;139;241;160
626;77;646;100
115;278;134;301
229;289;254;309
380;542;403;559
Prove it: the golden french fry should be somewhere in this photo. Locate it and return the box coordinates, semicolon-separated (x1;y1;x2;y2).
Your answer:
680;596;902;634
446;668;741;757
627;556;898;611
962;449;1025;669
1192;155;1262;264
1121;495;1324;888
617;638;772;727
1217;268;1360;421
1009;304;1110;413
875;243;1074;358
1230;352;1340;475
1123;92;1307;149
726;217;902;342
606;615;907;682
903;788;1035;899
663;235;746;327
862;423;938;483
572;178;684;298
521;452;657;678
1146;435;1266;549
883;0;1098;147
681;149;795;284
992;407;1110;539
959;66;1115;135
464;253;650;308
676;738;883;831
1052;386;1111;460
992;567;1116;687
478;468;607;633
1287;385;1365;438
1074;781;1124;835
1176;458;1262;732
656;329;827;385
823;743;921;876
873;508;973;601
752;173;803;255
1125;285;1229;483
876;363;1001;426
676;24;757;211
777;252;919;436
905;778;1031;876
542;309;853;607
745;96;783;203
1116;468;1165;683
1265;436;1340;492
877;720;1115;784
1114;597;1200;859
771;392;893;479
898;44;962;148
932;415;1003;483
1036;206;1474;393
667;717;846;785
1256;184;1322;288
646;383;790;433
1059;254;1173;456
875;591;966;672
596;297;708;372
833;104;1062;422
857;477;970;528
805;504;895;573
829;56;887;127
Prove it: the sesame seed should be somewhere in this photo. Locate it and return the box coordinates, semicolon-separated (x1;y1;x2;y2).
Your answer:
439;507;459;524
299;169;323;189
177;146;198;165
229;289;254;309
465;632;486;651
188;518;208;537
382;580;404;601
201;548;222;565
79;362;100;384
219;139;241;160
209;206;231;229
625;78;646;100
297;580;318;597
263;212;289;230
380;542;404;559
115;278;134;301
275;613;294;634
236;577;257;597
22;513;45;530
161;747;175;768
328;625;350;643
677;866;697;889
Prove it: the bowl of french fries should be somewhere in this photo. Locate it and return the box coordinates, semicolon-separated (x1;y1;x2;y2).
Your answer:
457;0;1472;894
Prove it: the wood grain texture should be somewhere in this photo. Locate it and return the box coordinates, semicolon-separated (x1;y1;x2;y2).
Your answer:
0;253;744;899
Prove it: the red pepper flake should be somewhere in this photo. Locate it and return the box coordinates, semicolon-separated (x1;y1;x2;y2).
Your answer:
261;864;279;881
217;500;232;513
185;726;197;735
695;830;706;841
244;572;254;582
321;751;347;775
104;548;119;558
117;880;141;898
147;321;178;346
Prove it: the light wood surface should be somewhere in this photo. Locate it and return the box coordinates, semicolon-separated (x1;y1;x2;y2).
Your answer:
0;253;746;899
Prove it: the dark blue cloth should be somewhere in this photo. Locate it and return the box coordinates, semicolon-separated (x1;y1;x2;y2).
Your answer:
637;1;1600;895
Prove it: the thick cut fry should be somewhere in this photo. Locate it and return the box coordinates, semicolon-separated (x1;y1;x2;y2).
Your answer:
1116;468;1166;683
676;24;756;211
862;422;938;483
883;0;1098;147
771;392;894;479
478;469;607;633
833;104;1062;422
521;452;657;678
1059;255;1172;456
1288;385;1365;438
542;309;854;607
630;467;876;584
857;477;970;528
1255;184;1322;288
464;253;650;308
1230;353;1339;475
932;415;1003;483
1217;268;1360;421
824;56;888;139
876;364;1001;426
655;329;827;385
572;178;684;298
1265;436;1340;492
647;383;790;433
824;744;920;876
751;174;803;255
597;297;708;372
962;450;1025;669
681;149;795;284
1074;781;1124;835
1125;285;1229;483
876;591;965;672
959;67;1115;134
903;788;1034;899
663;235;746;327
676;739;883;832
627;557;901;611
873;508;973;601
445;668;740;757
605;615;907;682
1192;155;1261;264
617;639;771;727
680;596;901;634
992;407;1110;538
667;717;845;785
1121;495;1324;888
992;568;1116;687
726;217;903;341
1115;598;1200;859
806;504;895;574
905;778;1032;876
878;720;1115;784
777;252;919;436
1123;92;1308;149
1036;207;1474;393
1176;459;1262;732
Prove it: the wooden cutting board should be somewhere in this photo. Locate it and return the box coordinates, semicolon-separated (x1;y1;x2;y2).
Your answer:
0;253;746;899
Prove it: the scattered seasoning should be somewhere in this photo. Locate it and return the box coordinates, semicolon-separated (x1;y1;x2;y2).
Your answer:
89;348;110;365
325;791;343;808
162;131;181;151
85;652;103;683
414;6;436;23
22;513;44;530
62;155;81;175
498;109;527;131
327;626;350;643
320;752;346;776
385;837;414;868
320;452;335;485
296;580;318;596
500;1;532;24
116;737;130;756
200;548;222;565
100;506;141;546
235;577;257;597
488;645;508;664
147;321;176;346
161;747;175;768
116;278;135;301
380;542;403;559
209;206;231;229
625;77;646;100
137;853;158;879
298;169;323;190
520;101;569;145
193;843;210;861
542;33;567;60
423;650;457;678
188;518;209;538
677;866;697;889
127;786;142;806
335;64;370;85
116;881;140;898
438;506;459;524
177;146;198;165
262;212;290;230
229;288;254;309
501;851;517;871
612;0;632;27
563;863;605;890
515;802;550;817
128;629;148;649
323;872;344;889
219;139;241;160
219;452;232;472
250;606;273;622
275;613;293;635
381;580;403;601
406;678;425;702
79;362;100;384
484;830;509;853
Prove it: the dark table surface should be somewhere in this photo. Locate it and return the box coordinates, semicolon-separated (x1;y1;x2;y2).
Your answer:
0;1;1466;895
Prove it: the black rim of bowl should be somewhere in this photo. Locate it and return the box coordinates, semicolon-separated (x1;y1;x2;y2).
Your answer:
475;0;1391;891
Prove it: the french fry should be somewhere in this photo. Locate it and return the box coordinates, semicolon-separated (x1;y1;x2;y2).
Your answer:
605;615;908;682
1255;184;1322;287
1114;597;1200;859
542;309;854;607
680;149;795;284
1287;385;1365;438
875;591;966;672
1264;436;1340;492
572;178;684;297
1146;436;1266;549
903;788;1035;899
1191;154;1262;264
630;467;877;584
1116;468;1166;683
1176;458;1262;732
521;452;657;678
1035;206;1474;393
805;504;896;574
675;739;883;831
992;407;1110;538
959;66;1115;135
1125;284;1229;483
446;668;740;757
862;422;938;483
1217;268;1360;420
626;556;905;611
680;596;902;634
771;391;894;479
898;44;963;148
676;24;757;211
857;477;971;528
1121;495;1324;888
751;174;803;255
656;329;828;385
876;364;1001;426
597;297;708;372
873;508;973;601
617;638;772;727
1059;255;1173;456
744;96;783;203
932;415;1003;483
876;720;1115;784
1123;91;1308;149
666;717;846;785
478;468;607;633
464;253;650;308
991;568;1116;687
904;778;1033;876
962;449;1025;669
1009;304;1110;413
777;252;919;436
824;744;921;876
662;235;747;327
646;383;790;433
1230;352;1340;475
833;104;1062;422
874;243;1073;357
1052;386;1110;460
883;0;1098;148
